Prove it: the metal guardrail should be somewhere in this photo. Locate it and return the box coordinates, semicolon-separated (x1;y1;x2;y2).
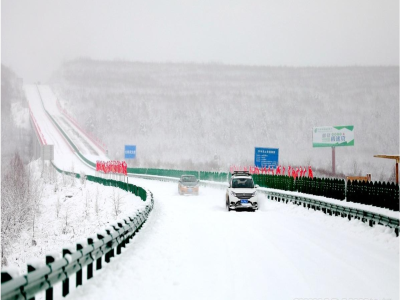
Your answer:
262;190;399;236
1;172;154;300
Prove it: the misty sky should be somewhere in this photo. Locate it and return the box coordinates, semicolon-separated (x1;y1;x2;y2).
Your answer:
2;0;399;83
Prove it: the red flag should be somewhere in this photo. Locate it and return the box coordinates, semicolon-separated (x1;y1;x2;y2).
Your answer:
276;165;281;175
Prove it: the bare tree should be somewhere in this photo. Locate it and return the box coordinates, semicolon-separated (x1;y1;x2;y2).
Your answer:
94;186;100;217
111;188;124;219
84;191;90;219
56;196;61;218
28;166;44;246
70;163;75;187
62;171;66;187
54;177;59;193
62;208;69;235
79;171;87;186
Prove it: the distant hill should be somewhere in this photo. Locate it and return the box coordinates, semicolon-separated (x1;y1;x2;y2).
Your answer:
50;59;399;181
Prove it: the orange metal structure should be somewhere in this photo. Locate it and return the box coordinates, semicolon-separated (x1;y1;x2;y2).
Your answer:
346;174;371;183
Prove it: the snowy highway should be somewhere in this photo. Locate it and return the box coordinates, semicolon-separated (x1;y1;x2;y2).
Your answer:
24;85;399;300
67;178;399;300
25;84;105;174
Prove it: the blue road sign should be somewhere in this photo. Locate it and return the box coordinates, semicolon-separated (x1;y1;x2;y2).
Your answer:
254;147;279;168
125;145;136;159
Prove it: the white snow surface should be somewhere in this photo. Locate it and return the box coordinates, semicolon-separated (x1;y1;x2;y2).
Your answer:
6;160;146;275
66;178;399;300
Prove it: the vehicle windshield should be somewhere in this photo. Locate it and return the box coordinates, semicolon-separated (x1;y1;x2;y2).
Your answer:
181;176;197;182
232;178;254;188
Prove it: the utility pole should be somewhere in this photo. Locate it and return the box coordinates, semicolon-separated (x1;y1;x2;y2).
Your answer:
332;147;336;175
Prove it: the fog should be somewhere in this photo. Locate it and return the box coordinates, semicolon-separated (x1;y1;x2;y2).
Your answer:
2;0;399;83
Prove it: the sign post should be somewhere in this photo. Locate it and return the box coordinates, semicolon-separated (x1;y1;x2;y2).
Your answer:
254;147;279;169
313;126;354;175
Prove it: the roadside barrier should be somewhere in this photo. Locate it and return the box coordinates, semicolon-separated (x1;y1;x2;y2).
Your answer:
1;163;154;300
347;180;399;211
262;189;399;236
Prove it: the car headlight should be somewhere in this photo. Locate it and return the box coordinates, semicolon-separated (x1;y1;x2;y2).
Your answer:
230;191;236;197
251;191;258;197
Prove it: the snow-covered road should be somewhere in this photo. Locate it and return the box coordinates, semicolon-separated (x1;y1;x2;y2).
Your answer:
67;178;399;300
25;84;104;175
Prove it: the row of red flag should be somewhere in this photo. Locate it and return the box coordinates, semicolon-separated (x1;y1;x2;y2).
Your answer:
96;161;128;175
230;165;314;179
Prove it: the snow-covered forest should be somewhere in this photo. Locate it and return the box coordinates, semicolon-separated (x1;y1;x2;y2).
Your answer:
1;65;35;266
1;65;32;170
1;158;145;271
51;59;399;181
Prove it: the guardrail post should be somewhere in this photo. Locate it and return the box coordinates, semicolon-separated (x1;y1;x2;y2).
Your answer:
96;234;104;270
123;219;131;245
87;238;94;280
26;264;37;300
76;243;83;287
45;255;55;300
104;230;113;263
105;246;111;263
62;249;72;297
116;223;124;253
